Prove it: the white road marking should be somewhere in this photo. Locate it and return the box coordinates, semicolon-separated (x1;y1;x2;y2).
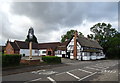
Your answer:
24;78;42;83
78;72;97;81
104;70;107;72
78;69;92;74
55;69;78;75
31;70;45;74
107;70;110;72
66;72;80;80
55;72;65;75
109;71;113;73
39;71;57;75
103;67;109;69
31;78;41;81
101;70;117;73
85;67;99;70
92;66;105;69
47;77;56;83
69;69;78;72
113;71;116;73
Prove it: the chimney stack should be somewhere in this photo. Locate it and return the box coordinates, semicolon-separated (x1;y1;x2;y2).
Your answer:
73;30;78;60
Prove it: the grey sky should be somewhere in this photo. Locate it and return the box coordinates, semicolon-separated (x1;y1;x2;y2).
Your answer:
1;2;119;45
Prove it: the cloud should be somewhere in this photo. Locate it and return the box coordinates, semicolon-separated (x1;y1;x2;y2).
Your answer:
1;2;118;45
11;2;117;23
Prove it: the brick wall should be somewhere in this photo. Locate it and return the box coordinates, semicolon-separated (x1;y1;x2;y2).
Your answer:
5;43;15;54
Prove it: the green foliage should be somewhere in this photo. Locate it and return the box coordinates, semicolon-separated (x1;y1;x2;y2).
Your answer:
25;35;38;43
106;33;120;59
61;30;83;42
42;56;61;63
88;23;117;45
2;54;21;67
88;22;119;59
87;34;94;39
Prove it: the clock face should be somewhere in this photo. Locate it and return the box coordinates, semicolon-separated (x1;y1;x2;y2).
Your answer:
28;28;34;39
29;33;33;39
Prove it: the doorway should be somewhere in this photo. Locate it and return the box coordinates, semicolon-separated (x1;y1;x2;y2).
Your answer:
48;51;51;55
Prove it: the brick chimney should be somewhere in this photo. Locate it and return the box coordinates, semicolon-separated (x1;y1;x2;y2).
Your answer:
73;30;78;60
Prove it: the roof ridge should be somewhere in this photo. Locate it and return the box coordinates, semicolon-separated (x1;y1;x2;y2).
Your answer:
39;42;60;44
14;40;27;43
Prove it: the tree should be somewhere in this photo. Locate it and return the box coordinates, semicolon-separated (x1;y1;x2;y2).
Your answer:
88;22;119;59
87;34;94;39
61;30;83;42
106;33;120;59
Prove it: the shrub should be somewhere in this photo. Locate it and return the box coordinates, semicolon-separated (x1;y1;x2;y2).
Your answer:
42;56;61;63
2;54;21;67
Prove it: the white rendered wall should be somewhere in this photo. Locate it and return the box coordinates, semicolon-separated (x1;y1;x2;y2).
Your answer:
67;37;82;59
90;53;97;60
20;49;39;56
55;50;63;57
39;49;47;56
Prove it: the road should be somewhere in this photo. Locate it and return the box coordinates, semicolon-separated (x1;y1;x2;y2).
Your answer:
2;59;120;82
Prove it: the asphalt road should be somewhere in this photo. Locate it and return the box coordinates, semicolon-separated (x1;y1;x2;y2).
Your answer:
2;59;120;83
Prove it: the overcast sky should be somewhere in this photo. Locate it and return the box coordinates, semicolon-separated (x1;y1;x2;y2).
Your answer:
0;1;119;45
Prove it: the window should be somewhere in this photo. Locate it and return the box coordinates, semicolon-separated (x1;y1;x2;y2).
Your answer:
42;51;46;54
35;50;39;53
69;45;74;47
56;50;61;54
58;50;61;54
72;50;74;53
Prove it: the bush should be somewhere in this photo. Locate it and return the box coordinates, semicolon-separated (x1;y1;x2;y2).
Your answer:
2;54;21;67
42;56;61;63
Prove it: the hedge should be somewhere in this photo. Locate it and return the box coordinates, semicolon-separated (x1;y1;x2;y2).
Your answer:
2;54;21;67
42;56;61;63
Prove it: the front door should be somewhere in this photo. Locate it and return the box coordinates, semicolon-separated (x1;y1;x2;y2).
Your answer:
48;51;51;56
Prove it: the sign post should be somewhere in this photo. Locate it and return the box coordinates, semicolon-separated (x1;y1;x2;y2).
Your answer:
28;27;34;60
29;42;32;60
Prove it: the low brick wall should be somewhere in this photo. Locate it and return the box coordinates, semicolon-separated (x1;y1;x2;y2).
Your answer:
20;59;40;65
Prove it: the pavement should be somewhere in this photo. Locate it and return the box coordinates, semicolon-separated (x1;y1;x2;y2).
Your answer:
2;58;120;83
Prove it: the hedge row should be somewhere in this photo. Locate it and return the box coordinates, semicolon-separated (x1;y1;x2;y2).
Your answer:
42;56;61;63
2;54;21;67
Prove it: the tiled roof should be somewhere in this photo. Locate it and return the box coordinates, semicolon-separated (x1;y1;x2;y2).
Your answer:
60;35;103;49
38;42;60;50
10;42;20;50
14;40;38;49
77;36;103;49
